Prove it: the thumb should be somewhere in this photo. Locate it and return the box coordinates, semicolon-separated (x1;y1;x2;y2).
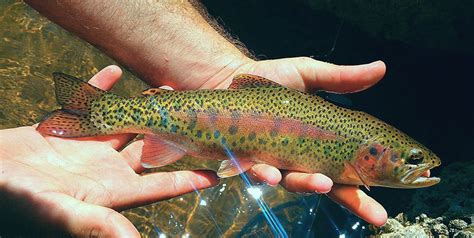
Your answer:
44;193;140;238
294;58;386;93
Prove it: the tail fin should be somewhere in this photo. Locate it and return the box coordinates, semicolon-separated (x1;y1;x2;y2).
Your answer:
37;73;105;138
52;72;106;114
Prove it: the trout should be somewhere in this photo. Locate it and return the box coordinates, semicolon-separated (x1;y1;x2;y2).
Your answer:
37;73;441;189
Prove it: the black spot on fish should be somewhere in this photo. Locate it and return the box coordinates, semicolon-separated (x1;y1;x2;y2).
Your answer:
391;154;399;162
228;125;238;135
364;155;369;161
270;129;278;137
187;119;196;130
196;130;202;138
248;132;256;141
230;111;240;120
170;124;178;133
160;117;169;127
369;147;378;156
146;118;154;127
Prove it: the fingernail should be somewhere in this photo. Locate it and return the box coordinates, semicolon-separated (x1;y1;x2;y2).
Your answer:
319;174;333;185
315;188;330;194
367;61;378;67
368;60;383;69
314;174;333;194
159;85;174;90
108;65;118;72
267;181;278;187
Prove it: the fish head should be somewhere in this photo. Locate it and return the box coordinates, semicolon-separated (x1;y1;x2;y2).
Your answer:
352;141;441;189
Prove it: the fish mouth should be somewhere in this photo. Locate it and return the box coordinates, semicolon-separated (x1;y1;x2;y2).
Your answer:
400;163;440;188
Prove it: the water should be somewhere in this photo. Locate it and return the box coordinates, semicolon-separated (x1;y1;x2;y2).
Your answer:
1;0;473;237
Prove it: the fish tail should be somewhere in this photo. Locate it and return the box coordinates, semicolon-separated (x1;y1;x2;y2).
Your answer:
37;72;107;137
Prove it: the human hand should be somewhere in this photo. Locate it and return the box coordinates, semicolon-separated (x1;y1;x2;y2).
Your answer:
199;57;388;226
0;66;218;237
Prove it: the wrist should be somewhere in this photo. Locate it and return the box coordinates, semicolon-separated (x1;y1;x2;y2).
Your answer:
188;53;255;90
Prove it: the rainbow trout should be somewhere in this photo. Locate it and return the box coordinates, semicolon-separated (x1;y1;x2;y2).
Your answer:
37;73;441;189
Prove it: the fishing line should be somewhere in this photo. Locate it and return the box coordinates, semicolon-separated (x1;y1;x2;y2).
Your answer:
222;142;289;238
316;17;345;60
319;200;343;237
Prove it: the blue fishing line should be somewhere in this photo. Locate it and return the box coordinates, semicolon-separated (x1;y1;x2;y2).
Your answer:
222;142;289;238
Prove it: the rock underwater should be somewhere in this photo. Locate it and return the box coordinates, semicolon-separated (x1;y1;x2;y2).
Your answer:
371;161;474;237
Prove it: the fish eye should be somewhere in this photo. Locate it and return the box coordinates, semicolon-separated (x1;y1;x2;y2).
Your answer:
406;148;424;165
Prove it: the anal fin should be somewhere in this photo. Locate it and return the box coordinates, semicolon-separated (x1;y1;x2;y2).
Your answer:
217;160;255;178
141;134;187;168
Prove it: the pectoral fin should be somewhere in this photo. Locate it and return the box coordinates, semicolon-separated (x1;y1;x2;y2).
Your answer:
141;134;187;168
344;161;371;191
217;160;255;178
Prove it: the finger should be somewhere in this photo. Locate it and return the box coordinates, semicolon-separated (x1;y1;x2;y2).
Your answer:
43;193;139;238
296;58;386;93
328;185;387;226
118;170;218;209
88;65;123;90
280;171;333;194
246;164;281;186
120;139;145;173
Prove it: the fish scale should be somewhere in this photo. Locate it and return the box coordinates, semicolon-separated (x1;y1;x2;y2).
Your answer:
37;73;441;189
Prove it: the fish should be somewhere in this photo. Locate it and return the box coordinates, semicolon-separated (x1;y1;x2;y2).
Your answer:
37;72;441;189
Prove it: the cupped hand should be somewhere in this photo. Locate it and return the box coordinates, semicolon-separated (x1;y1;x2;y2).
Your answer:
204;57;388;226
0;66;218;237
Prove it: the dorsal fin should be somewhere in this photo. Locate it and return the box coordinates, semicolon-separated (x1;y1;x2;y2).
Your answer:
229;74;281;89
142;88;165;96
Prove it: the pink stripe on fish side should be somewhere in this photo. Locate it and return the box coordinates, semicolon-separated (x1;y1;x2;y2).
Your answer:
187;111;339;140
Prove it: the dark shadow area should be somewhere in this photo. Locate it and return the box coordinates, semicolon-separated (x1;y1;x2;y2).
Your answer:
203;0;473;220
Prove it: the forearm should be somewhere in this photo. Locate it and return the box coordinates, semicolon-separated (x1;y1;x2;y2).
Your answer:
25;0;252;89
